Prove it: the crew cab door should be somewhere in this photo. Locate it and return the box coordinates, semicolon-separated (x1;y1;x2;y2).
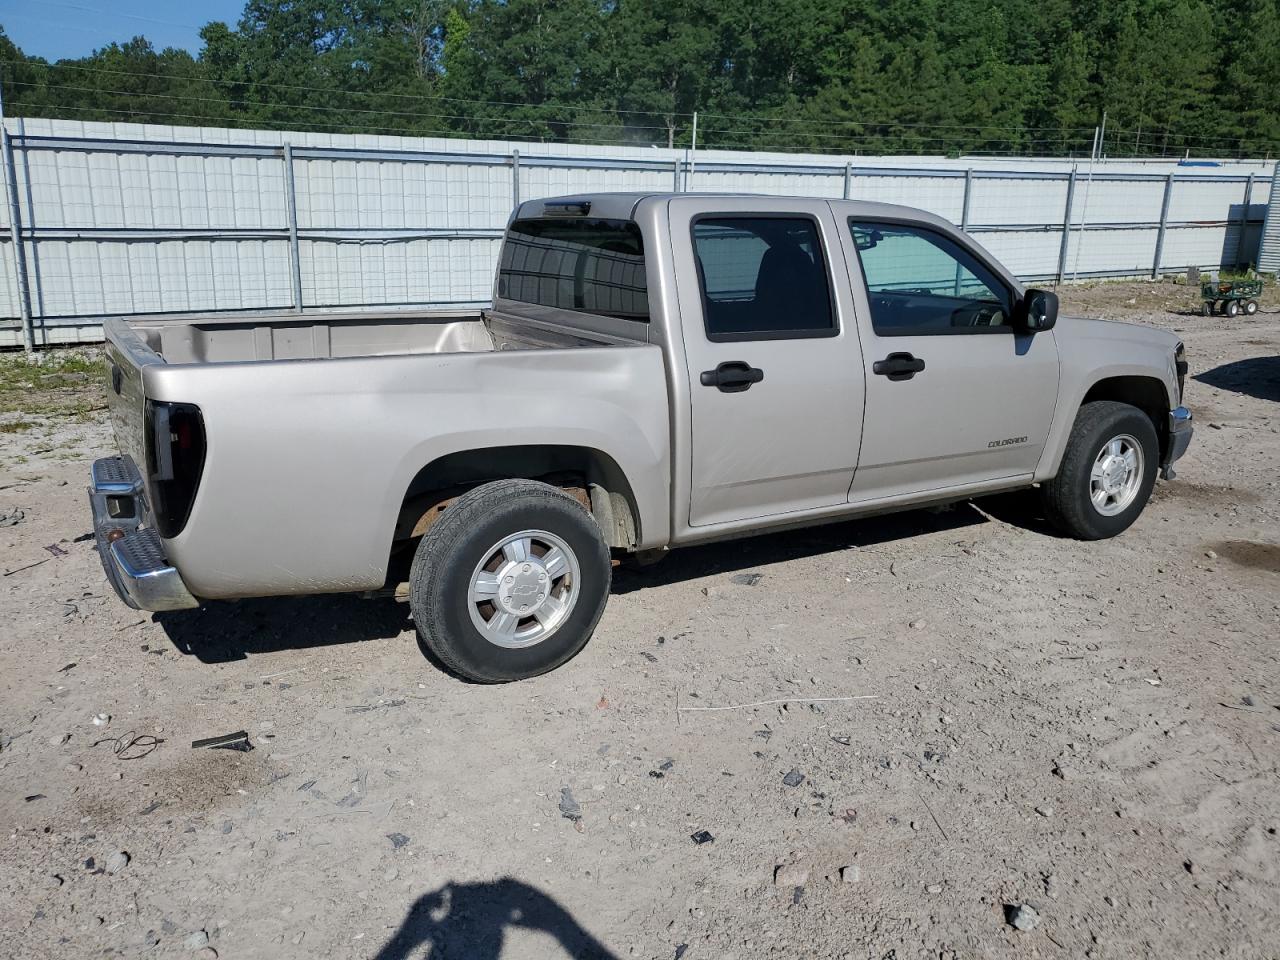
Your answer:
669;198;865;527
837;217;1059;501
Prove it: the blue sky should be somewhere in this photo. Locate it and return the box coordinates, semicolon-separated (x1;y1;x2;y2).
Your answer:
0;0;246;61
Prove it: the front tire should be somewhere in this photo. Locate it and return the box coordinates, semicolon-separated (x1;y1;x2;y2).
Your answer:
1040;401;1159;540
1224;299;1240;317
409;479;611;682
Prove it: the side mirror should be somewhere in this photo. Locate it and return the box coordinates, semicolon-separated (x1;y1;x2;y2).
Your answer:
1020;288;1059;332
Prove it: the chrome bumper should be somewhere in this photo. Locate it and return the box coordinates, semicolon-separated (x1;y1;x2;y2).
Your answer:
1161;406;1193;480
88;456;199;612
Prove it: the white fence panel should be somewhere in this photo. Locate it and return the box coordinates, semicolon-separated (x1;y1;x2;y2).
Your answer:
1;117;1275;346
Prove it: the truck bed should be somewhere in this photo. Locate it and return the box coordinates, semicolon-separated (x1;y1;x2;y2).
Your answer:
122;307;633;365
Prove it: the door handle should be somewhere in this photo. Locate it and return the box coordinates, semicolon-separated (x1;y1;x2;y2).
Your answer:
872;352;926;381
700;361;764;393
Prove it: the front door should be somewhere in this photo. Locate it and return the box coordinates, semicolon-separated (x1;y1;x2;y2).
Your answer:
670;198;865;527
839;218;1060;501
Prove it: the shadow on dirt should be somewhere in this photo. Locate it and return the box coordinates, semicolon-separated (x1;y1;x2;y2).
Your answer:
156;593;410;663
373;878;618;960
1194;356;1280;403
613;501;993;593
159;500;1031;660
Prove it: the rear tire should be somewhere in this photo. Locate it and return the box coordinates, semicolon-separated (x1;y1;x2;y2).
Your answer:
409;479;611;682
1244;299;1258;315
1040;401;1159;540
1224;299;1240;317
1200;301;1211;316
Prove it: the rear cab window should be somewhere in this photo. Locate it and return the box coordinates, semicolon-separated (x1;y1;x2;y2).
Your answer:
691;216;836;341
497;218;649;321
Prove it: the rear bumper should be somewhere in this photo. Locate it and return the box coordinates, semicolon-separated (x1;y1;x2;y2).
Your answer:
88;456;199;612
1161;406;1193;480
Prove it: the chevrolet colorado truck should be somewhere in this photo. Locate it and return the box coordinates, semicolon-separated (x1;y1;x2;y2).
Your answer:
90;193;1193;681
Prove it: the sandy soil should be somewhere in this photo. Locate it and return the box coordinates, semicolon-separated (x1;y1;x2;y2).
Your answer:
1;281;1277;960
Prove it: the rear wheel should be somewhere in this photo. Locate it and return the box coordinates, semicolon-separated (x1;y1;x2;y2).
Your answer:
1200;301;1212;317
1040;401;1159;540
409;479;611;682
1244;299;1259;315
1224;299;1240;317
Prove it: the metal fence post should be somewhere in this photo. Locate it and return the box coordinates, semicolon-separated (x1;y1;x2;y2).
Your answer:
673;157;682;193
954;169;974;294
1237;173;1254;267
1055;166;1078;285
511;149;521;208
1152;171;1175;279
843;161;852;200
282;143;304;312
1;125;34;351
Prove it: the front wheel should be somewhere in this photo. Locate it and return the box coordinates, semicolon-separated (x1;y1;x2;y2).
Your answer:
1040;401;1159;540
1224;299;1240;317
1244;299;1259;316
409;479;611;682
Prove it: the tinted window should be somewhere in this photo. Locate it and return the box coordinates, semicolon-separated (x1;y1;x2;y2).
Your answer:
849;221;1011;335
692;217;835;340
498;218;648;321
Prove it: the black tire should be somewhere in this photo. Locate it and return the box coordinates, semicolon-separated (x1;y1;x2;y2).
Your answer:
1224;299;1240;317
1244;299;1258;316
1040;401;1159;540
1200;301;1211;317
408;479;611;682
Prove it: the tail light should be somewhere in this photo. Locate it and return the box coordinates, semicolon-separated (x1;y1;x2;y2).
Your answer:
144;400;206;538
1174;343;1187;403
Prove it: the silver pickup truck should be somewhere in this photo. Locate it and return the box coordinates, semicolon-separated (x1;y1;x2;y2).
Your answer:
91;193;1192;681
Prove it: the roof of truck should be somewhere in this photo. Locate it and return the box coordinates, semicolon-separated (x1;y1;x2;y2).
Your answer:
513;192;952;228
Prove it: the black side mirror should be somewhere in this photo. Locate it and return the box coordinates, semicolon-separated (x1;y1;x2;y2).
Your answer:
1020;288;1059;332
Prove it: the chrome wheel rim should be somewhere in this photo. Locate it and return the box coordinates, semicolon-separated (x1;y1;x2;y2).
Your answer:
467;529;580;649
1090;434;1144;516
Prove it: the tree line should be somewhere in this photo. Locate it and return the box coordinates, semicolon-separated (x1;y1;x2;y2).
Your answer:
2;0;1278;158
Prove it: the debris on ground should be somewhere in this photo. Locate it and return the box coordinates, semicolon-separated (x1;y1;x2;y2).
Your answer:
558;786;582;822
0;507;24;527
190;731;252;752
386;833;410;849
774;863;809;887
689;830;714;845
781;769;805;787
104;851;130;875
1005;904;1041;931
730;572;763;586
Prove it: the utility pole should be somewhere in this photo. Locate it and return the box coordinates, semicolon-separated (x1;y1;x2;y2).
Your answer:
689;111;697;185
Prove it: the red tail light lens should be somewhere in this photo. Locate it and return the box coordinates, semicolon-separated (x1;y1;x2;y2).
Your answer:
144;400;206;538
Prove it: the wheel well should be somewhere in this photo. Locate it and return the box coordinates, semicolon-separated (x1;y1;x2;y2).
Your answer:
394;445;641;550
1081;376;1170;458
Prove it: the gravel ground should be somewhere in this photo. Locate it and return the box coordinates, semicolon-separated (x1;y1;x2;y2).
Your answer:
1;280;1278;960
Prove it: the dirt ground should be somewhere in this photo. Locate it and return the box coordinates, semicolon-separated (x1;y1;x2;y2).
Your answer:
1;280;1277;960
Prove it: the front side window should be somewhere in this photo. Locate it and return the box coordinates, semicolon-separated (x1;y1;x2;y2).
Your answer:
692;216;836;340
497;218;648;321
849;221;1011;335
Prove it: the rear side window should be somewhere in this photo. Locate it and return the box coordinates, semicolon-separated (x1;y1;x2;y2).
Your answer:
497;218;648;321
692;216;836;341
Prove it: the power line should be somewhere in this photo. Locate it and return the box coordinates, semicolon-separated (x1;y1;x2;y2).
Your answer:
5;79;676;132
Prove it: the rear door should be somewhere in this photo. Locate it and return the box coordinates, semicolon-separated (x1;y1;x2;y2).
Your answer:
669;197;865;527
837;217;1059;501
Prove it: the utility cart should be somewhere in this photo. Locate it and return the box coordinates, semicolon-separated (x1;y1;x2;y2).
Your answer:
1200;278;1263;317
